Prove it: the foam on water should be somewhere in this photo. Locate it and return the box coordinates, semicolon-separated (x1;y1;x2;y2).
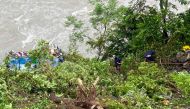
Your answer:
21;32;37;48
72;7;90;16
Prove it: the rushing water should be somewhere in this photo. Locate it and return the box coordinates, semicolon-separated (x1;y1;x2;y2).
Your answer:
0;0;94;62
0;0;188;62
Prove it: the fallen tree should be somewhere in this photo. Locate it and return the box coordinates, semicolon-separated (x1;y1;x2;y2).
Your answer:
49;77;104;109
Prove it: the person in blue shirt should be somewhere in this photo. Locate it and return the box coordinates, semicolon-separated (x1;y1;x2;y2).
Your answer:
8;58;18;69
51;48;60;67
52;57;59;67
17;57;27;70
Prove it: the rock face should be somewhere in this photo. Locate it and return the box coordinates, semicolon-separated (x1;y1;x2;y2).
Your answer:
0;0;188;62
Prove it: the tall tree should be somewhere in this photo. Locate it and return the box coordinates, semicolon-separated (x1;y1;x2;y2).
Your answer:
159;0;169;43
87;0;118;60
65;16;86;53
87;0;189;60
158;0;188;43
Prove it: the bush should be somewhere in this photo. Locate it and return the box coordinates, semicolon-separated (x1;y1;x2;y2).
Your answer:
112;62;171;108
121;54;139;72
1;51;190;108
0;77;12;109
171;71;190;97
105;99;126;109
30;98;50;109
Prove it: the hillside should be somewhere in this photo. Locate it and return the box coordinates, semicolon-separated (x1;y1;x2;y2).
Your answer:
1;0;190;108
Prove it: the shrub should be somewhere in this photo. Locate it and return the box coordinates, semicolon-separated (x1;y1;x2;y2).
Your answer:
112;62;171;108
105;99;126;109
0;77;12;109
171;71;190;97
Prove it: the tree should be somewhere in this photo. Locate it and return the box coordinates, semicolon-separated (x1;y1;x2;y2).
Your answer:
87;0;118;60
87;0;189;60
65;16;86;53
157;0;188;43
28;40;52;67
105;7;137;58
177;9;190;44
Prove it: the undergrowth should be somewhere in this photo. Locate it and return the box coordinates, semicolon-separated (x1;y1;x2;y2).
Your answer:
0;56;190;108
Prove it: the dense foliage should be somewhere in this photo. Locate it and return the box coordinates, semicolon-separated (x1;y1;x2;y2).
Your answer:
1;53;190;108
86;0;190;60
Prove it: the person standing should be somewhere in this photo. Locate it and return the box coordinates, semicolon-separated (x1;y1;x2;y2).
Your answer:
182;45;190;69
114;55;122;72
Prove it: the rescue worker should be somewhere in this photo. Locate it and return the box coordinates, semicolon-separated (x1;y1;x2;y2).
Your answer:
182;45;190;69
51;48;60;67
114;55;122;72
57;47;64;63
144;50;156;62
7;50;16;69
176;52;186;63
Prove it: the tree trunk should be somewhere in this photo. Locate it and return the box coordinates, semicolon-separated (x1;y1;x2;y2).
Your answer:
160;0;169;44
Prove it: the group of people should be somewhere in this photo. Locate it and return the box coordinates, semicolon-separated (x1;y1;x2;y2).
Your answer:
144;45;190;69
7;46;64;70
113;45;190;72
113;50;155;72
7;51;31;70
144;45;190;64
7;44;190;71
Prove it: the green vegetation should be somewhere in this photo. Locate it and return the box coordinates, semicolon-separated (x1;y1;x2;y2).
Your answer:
1;0;190;108
0;47;190;109
1;53;190;108
86;0;190;60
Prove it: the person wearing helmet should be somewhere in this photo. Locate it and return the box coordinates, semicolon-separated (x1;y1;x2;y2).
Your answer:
182;45;190;51
182;45;190;69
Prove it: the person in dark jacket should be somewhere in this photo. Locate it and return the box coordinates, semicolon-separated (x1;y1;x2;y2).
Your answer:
144;50;156;62
114;55;122;72
57;47;64;63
